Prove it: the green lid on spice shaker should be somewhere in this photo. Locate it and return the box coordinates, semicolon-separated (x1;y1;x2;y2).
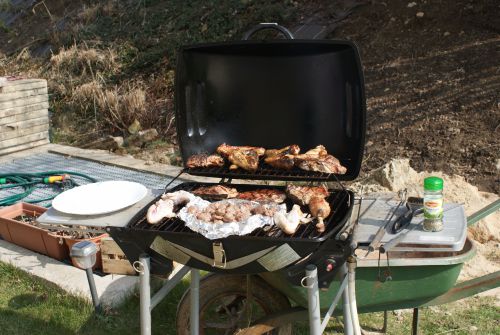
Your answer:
424;176;443;191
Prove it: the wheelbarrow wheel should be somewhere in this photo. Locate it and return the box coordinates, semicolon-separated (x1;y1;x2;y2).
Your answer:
176;273;293;335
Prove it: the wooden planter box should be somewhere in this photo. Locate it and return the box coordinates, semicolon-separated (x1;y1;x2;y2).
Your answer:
0;203;68;261
0;79;50;156
100;237;136;275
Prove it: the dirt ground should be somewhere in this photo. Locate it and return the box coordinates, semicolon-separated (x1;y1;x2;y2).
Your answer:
1;0;498;193
114;0;500;193
325;0;500;193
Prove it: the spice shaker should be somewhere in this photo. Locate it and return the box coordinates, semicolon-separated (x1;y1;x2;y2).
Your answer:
423;176;444;232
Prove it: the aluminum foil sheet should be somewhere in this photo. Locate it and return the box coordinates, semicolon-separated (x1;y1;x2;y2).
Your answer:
178;197;286;240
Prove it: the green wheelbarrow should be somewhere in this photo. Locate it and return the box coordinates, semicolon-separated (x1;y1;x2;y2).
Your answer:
173;199;499;335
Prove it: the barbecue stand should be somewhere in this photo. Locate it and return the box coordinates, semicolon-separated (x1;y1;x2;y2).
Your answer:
110;23;366;334
37;194;499;334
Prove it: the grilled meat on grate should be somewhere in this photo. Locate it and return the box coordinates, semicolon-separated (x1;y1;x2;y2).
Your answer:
264;144;300;157
147;190;195;224
273;204;312;234
294;145;328;160
186;200;279;224
186;153;224;168
228;149;260;171
217;143;266;157
297;154;347;174
264;145;300;170
286;185;329;206
286;185;331;232
264;154;295;170
237;189;286;203
309;196;331;232
216;143;266;171
192;185;238;200
294;145;347;174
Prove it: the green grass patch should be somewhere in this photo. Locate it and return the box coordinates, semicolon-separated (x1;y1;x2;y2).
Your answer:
0;261;189;335
1;261;499;334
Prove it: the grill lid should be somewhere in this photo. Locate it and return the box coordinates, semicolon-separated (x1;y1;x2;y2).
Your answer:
175;25;366;181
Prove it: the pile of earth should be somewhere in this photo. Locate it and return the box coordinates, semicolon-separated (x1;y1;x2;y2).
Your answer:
349;159;499;298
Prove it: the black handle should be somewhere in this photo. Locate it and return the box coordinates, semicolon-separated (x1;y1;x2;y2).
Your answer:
242;23;294;40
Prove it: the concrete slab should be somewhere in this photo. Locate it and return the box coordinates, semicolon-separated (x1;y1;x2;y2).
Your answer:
0;239;138;307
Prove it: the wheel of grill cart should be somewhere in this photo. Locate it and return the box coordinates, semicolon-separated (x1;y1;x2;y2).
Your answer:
176;274;293;335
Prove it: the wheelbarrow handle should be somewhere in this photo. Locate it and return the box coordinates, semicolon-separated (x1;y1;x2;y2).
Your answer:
467;199;500;226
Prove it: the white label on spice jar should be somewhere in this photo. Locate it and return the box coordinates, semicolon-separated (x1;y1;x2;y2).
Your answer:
424;195;443;219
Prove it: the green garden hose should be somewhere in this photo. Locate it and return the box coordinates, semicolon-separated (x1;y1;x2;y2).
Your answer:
0;171;97;207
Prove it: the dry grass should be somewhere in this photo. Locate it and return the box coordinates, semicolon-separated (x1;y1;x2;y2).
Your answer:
77;4;101;24
50;44;118;76
1;0;296;147
96;84;147;132
72;81;102;103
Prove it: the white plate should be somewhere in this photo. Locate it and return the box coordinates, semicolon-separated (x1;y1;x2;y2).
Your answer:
52;181;148;215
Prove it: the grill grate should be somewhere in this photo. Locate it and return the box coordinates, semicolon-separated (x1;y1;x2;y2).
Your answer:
184;161;344;182
128;182;351;241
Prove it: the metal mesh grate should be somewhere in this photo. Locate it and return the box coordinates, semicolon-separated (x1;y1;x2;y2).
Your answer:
0;153;181;207
185;163;337;181
129;182;351;241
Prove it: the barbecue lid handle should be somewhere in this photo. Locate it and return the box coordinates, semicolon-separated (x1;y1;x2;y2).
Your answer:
242;23;295;40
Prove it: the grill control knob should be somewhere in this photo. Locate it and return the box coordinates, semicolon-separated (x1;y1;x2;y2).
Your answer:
325;258;336;272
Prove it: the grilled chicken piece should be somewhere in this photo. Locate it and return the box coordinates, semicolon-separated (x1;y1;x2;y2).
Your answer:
309;196;331;233
186;154;225;168
192;185;238;200
228;149;260;171
237;189;286;203
264;145;300;170
147;198;175;224
217;143;265;157
285;185;331;232
265;145;300;157
264;154;295;170
294;145;328;160
147;191;195;224
286;185;329;206
297;154;347;174
274;205;312;235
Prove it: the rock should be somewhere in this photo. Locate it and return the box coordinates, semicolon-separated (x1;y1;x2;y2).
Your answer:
128;119;142;135
407;2;417;8
496;159;500;171
416;12;424;18
112;136;124;147
469;325;478;332
125;128;159;148
371;158;419;191
444;31;450;36
366;140;374;147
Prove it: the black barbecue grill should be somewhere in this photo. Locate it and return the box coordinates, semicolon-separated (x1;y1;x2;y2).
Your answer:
109;25;365;284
